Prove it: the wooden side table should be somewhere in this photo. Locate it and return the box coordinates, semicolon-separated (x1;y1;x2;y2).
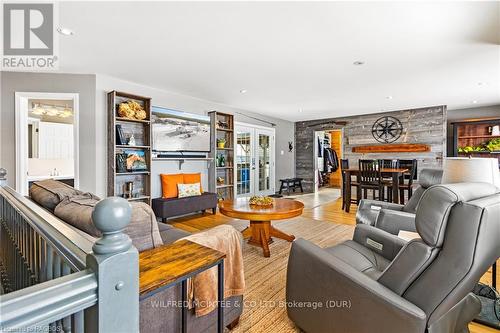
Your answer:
139;240;226;333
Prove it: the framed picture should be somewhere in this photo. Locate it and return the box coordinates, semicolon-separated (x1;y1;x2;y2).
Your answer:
151;106;210;152
125;150;147;171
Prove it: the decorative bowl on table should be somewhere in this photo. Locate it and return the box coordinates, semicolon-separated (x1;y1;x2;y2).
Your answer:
249;196;274;207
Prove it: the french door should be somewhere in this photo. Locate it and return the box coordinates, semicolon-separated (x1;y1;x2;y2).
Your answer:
235;124;275;197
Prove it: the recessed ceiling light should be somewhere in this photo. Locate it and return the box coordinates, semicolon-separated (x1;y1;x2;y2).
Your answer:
57;27;74;36
386;96;393;100
477;82;483;86
471;100;478;104
298;108;303;113
239;89;247;94
353;61;365;66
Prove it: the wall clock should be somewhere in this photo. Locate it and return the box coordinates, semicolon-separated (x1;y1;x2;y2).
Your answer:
371;116;403;143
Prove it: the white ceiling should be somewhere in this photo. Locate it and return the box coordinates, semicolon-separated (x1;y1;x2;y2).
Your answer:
58;1;500;122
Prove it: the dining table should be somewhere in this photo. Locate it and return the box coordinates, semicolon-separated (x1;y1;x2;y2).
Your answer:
343;167;409;212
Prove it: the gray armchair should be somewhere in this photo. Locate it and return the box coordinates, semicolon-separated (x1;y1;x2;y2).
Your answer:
356;168;443;234
287;182;500;333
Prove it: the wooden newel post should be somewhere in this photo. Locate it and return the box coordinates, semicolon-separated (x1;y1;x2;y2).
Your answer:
85;197;139;333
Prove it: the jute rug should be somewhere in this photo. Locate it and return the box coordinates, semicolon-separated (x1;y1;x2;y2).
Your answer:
225;217;354;332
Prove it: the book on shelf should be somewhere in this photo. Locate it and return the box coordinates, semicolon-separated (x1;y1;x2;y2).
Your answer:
116;124;126;145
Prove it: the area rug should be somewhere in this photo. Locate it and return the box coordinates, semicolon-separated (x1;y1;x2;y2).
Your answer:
225;216;354;332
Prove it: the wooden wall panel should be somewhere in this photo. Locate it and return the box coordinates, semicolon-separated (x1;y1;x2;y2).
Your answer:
295;106;447;192
329;130;342;187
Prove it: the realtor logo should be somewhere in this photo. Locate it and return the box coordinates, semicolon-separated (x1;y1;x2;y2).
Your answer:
2;2;59;70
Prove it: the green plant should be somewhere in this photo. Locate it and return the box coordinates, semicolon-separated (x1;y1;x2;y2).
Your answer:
486;138;500;152
458;137;500;153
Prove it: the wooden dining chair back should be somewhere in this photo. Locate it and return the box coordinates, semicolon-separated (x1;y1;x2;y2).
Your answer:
398;159;417;204
379;159;400;169
340;159;360;209
378;159;400;202
359;160;381;184
358;160;384;200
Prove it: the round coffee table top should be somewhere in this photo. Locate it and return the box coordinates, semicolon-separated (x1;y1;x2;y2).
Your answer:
218;198;304;221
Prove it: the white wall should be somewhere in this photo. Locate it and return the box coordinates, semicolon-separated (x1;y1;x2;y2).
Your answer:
95;74;295;198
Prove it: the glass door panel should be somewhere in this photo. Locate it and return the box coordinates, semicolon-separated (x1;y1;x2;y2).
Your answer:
236;129;253;197
256;129;274;196
258;134;270;192
235;125;275;197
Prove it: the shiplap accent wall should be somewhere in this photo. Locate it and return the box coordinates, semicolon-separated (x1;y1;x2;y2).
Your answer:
295;106;447;192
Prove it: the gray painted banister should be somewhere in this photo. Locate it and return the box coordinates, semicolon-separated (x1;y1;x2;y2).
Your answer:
1;186;92;270
0;270;97;329
0;187;140;333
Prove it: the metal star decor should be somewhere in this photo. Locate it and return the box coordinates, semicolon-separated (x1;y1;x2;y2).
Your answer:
371;116;403;143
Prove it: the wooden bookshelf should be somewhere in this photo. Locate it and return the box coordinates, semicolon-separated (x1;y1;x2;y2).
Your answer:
208;111;235;200
452;118;500;167
108;91;152;204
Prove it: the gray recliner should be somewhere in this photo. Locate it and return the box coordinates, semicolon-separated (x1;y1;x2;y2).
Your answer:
286;182;500;333
356;168;443;234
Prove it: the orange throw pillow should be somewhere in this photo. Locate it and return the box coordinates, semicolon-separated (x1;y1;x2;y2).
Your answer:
183;173;203;192
161;174;184;198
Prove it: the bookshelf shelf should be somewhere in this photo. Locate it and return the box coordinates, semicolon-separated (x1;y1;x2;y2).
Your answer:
127;195;151;202
116;145;151;149
116;171;150;176
116;117;151;124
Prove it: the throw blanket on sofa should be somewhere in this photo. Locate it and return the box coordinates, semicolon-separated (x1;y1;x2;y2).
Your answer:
178;225;245;317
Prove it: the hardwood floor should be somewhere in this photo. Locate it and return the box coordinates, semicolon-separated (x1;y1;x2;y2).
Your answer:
170;195;499;333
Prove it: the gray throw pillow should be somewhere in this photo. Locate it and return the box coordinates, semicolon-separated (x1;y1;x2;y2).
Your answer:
54;195;163;252
54;194;102;237
29;179;83;212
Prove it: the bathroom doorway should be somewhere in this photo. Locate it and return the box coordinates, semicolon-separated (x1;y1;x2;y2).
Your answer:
15;92;79;195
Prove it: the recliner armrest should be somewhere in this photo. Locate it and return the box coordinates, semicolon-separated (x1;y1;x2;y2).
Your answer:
286;239;427;333
356;199;405;226
375;209;417;235
358;199;405;211
353;224;407;261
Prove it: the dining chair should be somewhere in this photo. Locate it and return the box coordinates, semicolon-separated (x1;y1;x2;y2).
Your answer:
378;159;400;202
359;159;384;201
398;159;417;204
340;159;360;209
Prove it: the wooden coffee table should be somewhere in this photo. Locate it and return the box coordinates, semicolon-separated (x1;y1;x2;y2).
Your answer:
218;198;304;257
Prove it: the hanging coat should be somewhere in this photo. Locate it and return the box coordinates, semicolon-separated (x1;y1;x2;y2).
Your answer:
323;148;339;172
317;137;323;157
